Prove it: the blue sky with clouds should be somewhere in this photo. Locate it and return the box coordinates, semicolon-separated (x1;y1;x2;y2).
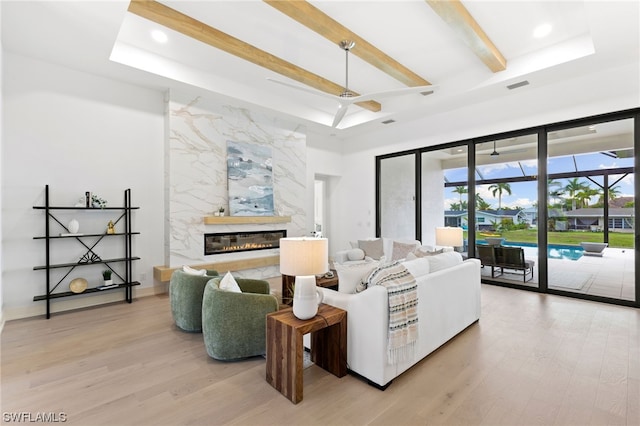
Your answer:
444;152;634;210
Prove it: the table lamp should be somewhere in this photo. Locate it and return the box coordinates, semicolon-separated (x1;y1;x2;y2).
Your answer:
435;226;463;251
280;237;328;320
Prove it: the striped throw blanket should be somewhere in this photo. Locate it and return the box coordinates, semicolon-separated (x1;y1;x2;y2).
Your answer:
361;261;418;364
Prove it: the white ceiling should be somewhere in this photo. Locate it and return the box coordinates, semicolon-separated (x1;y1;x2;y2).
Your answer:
2;1;639;138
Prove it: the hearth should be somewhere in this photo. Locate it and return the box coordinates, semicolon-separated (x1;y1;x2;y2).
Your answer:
204;230;287;255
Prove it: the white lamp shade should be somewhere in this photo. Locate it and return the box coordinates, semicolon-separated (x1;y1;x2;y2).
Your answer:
279;237;328;276
435;227;463;247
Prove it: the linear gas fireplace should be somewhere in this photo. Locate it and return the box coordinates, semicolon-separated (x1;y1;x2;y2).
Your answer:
204;230;287;255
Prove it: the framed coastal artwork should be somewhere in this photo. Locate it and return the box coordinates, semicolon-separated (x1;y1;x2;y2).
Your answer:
226;140;274;216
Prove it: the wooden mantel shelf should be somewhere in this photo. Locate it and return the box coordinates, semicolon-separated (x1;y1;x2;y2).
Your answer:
203;216;291;225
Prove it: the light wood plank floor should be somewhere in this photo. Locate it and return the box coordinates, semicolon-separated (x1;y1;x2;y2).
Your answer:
2;285;639;425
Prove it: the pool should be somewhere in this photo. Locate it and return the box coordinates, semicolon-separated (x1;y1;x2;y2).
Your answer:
477;241;584;261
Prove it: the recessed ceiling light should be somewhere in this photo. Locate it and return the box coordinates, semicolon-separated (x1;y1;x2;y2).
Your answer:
533;23;552;39
151;30;168;43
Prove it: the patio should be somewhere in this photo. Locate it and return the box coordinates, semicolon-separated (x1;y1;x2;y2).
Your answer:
479;247;635;301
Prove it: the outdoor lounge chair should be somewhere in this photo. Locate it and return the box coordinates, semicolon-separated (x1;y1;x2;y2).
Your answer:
494;246;535;282
580;242;608;257
476;245;502;278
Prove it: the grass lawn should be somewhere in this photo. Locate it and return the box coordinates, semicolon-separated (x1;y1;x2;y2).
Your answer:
470;229;634;248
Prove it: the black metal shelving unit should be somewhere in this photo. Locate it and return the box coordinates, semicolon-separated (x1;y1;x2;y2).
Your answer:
33;185;140;318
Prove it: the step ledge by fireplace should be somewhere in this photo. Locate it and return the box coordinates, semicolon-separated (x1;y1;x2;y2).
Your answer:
153;254;280;283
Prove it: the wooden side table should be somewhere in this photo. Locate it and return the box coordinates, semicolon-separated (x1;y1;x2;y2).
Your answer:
281;270;338;305
265;304;347;404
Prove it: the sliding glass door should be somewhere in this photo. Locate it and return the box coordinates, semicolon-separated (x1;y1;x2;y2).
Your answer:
425;145;468;249
547;118;635;302
474;134;539;288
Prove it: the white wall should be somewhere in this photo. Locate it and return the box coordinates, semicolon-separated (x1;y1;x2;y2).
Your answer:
306;139;344;257
2;53;165;319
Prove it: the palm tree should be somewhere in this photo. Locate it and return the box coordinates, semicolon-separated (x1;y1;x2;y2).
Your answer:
576;187;599;208
601;185;622;205
476;196;492;211
563;178;589;211
488;182;512;210
452;186;468;205
548;179;564;206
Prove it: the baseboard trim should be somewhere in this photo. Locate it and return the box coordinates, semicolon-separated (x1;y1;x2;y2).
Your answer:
3;284;166;321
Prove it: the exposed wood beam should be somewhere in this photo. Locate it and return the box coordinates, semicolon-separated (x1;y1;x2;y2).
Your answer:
264;0;432;87
127;0;380;112
425;0;507;72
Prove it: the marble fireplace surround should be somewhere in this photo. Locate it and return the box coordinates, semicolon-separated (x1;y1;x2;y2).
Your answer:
153;93;307;283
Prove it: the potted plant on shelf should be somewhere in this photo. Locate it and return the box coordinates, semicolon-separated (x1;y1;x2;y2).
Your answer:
218;206;225;216
102;269;113;286
91;194;107;209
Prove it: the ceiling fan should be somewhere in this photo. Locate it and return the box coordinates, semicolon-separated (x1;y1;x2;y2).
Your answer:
480;141;528;156
268;40;437;128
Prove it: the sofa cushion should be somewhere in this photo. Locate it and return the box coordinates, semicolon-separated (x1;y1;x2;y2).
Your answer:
425;251;463;273
391;241;417;261
346;248;366;261
334;261;379;294
401;258;431;278
219;271;242;293
358;239;384;260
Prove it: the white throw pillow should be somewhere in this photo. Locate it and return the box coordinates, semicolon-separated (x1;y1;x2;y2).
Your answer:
183;265;206;276
346;248;366;261
402;258;431;278
219;271;242;293
334;261;379;294
425;252;463;273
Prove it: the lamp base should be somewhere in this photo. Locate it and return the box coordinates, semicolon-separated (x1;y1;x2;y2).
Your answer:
292;275;323;320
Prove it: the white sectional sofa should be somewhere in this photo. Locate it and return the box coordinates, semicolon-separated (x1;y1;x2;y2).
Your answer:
321;252;481;389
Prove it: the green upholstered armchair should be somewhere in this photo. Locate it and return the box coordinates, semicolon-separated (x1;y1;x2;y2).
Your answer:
202;277;278;361
169;269;219;332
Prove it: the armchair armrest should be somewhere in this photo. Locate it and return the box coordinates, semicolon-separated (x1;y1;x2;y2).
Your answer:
333;250;350;264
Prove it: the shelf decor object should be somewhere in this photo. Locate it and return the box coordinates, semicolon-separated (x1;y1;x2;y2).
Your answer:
69;277;88;294
68;219;80;234
33;185;140;318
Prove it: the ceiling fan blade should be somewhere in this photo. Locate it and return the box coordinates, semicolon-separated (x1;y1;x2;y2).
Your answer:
267;78;339;101
350;85;437;103
332;103;350;128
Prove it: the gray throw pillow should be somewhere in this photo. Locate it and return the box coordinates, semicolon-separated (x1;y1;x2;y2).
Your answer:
358;239;384;260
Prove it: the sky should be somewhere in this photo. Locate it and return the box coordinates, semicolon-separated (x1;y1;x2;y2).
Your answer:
444;151;634;210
